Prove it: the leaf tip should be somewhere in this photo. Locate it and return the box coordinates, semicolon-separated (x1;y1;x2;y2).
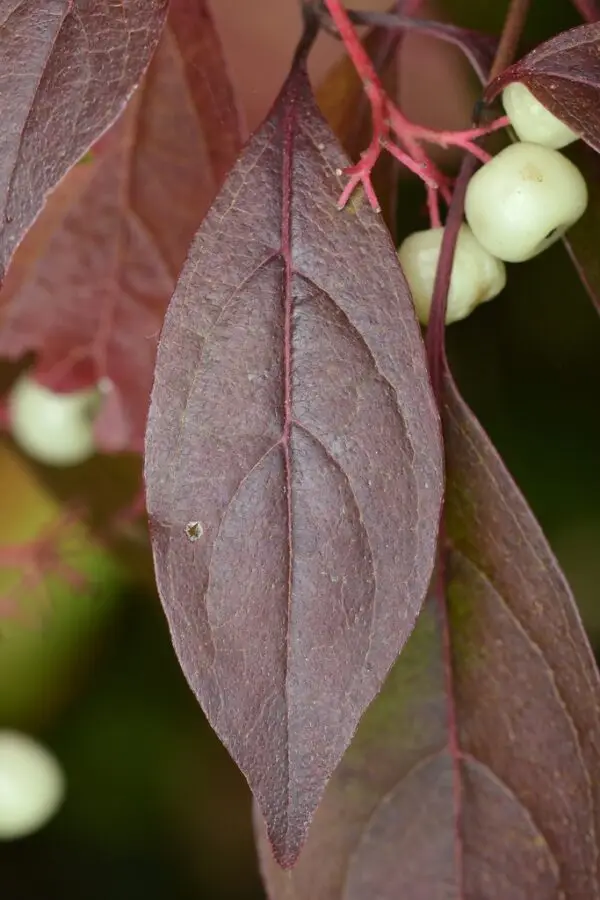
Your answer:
266;819;308;871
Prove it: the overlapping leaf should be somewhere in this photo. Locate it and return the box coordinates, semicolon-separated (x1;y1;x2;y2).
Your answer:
0;0;243;453
257;369;600;897
349;9;497;85
411;19;496;85
0;0;169;282
144;57;443;866
485;24;600;152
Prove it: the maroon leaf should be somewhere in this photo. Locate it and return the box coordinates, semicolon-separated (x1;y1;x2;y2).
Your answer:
0;0;169;282
480;19;600;314
349;10;497;85
144;55;443;866
485;24;600;152
413;19;496;85
0;0;243;454
256;370;600;896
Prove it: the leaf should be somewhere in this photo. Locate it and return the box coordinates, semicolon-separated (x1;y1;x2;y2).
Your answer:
349;10;497;85
406;19;496;85
144;54;444;867
0;0;243;454
256;369;600;896
480;19;600;313
485;24;600;152
562;142;600;314
0;0;169;282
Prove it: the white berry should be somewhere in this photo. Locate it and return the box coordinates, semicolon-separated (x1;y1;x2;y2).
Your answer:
502;82;578;150
8;374;102;467
0;730;65;839
464;143;588;263
398;224;506;325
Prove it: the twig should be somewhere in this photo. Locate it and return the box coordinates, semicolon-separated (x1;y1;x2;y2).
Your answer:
488;0;531;82
422;3;533;895
570;0;600;22
427;0;533;373
322;0;503;217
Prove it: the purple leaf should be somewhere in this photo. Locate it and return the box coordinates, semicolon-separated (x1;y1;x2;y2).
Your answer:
0;0;168;282
405;19;496;85
349;10;498;85
480;21;600;313
256;369;600;896
0;0;243;454
144;55;443;867
485;24;600;152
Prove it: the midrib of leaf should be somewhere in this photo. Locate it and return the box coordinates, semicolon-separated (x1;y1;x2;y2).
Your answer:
280;74;297;850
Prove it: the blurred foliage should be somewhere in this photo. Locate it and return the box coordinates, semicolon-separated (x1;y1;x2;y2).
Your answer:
0;582;262;899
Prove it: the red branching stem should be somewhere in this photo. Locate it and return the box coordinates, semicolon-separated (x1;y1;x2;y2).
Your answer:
336;78;389;211
417;117;510;144
411;117;510;162
323;0;504;220
382;141;438;185
323;0;382;89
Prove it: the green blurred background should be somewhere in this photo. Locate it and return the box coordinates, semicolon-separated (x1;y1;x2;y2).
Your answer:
0;1;598;897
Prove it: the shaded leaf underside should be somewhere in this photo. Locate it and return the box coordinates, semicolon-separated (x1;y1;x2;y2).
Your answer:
256;369;600;897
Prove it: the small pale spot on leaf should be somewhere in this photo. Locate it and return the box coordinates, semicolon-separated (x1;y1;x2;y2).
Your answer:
185;521;204;542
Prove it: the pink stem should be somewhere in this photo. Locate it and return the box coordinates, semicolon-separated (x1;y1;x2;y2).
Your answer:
323;0;500;215
413;116;510;145
427;186;442;229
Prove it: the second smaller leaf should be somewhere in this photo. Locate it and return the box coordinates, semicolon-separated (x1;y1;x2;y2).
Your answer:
485;23;600;152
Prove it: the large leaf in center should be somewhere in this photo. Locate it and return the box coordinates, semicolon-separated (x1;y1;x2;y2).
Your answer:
144;58;443;866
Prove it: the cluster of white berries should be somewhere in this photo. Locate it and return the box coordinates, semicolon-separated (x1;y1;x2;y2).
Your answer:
398;83;587;325
1;92;588;465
